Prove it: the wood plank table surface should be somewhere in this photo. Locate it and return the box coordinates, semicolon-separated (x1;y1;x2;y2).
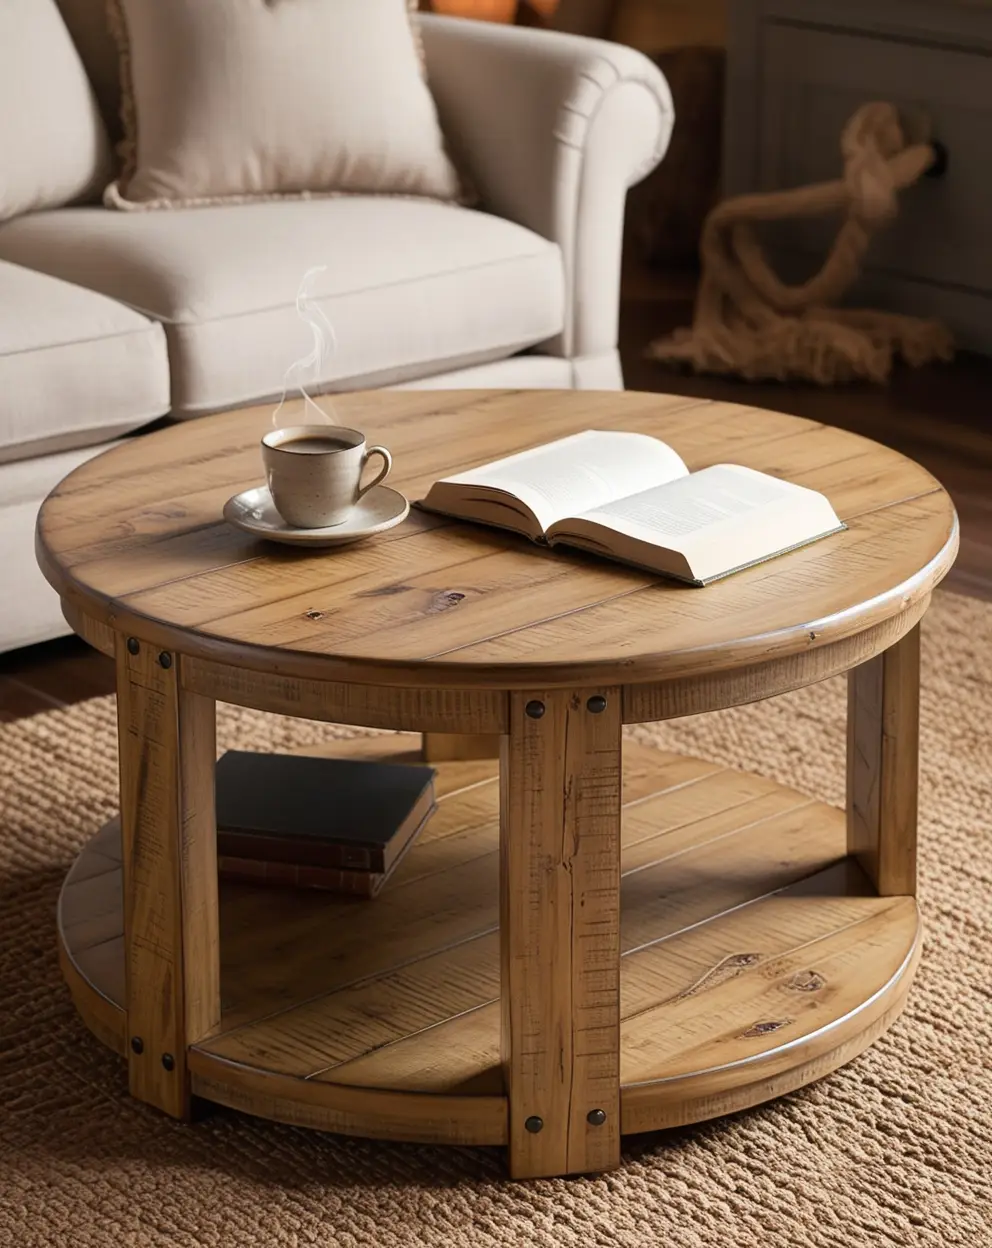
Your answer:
37;389;958;1179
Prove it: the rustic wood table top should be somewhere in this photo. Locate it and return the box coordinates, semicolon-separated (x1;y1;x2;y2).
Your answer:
36;389;958;693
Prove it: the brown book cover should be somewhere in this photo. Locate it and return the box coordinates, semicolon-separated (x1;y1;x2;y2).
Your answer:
217;801;435;898
215;751;436;874
218;856;381;897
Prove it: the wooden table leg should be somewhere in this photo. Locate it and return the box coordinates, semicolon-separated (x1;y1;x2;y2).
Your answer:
847;624;920;897
116;636;220;1118
499;687;622;1179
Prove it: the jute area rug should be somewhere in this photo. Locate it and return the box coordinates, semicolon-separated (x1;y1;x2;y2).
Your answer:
1;590;989;1248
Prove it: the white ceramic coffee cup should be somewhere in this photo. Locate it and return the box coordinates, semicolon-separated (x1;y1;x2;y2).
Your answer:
261;425;392;529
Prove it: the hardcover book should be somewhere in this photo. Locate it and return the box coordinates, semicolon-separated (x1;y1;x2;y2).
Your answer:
216;796;434;898
421;430;844;586
215;751;436;878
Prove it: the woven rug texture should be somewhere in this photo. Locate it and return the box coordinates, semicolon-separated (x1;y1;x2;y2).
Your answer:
0;589;989;1248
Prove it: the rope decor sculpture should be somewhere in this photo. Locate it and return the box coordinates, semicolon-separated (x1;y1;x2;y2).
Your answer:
649;102;955;384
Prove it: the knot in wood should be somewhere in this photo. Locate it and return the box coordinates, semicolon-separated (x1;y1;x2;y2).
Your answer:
428;590;466;614
786;970;826;993
740;1018;793;1038
304;609;325;621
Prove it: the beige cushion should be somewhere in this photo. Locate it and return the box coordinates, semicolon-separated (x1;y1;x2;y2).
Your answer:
0;0;113;223
0;442;127;651
0;261;169;461
0;199;564;416
106;0;462;210
394;355;575;390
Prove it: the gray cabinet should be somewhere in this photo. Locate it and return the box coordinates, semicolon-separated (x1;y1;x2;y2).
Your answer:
724;0;992;351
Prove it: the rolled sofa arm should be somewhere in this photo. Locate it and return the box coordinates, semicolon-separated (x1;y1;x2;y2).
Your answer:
419;14;674;382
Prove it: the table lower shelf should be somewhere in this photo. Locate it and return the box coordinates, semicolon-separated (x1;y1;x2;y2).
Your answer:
57;738;920;1146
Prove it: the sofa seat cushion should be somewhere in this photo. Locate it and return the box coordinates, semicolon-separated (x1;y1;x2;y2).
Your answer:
0;441;124;650
0;199;565;418
0;262;170;463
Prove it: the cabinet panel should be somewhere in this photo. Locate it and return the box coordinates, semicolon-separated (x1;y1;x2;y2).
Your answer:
759;23;992;294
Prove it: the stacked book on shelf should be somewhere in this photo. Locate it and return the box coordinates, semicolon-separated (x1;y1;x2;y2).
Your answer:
215;751;436;898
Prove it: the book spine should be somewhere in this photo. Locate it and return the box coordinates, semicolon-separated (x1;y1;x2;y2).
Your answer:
217;855;382;898
216;831;377;873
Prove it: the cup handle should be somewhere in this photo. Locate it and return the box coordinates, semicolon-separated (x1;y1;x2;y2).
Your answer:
358;446;392;498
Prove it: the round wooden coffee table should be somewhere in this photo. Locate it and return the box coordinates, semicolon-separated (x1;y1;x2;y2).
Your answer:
37;390;957;1180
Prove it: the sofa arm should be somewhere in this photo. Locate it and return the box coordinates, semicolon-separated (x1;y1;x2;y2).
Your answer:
419;15;673;372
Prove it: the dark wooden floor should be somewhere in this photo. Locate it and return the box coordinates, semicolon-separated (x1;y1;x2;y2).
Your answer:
2;269;989;723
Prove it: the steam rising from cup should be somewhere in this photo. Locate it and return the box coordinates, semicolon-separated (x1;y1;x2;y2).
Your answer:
272;266;338;427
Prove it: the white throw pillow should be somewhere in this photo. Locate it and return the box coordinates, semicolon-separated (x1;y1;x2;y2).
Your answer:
105;0;465;210
0;0;113;223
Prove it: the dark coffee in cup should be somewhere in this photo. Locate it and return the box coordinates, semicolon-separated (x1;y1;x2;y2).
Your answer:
278;436;355;454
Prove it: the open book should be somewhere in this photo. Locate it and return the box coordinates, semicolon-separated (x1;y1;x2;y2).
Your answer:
420;431;845;586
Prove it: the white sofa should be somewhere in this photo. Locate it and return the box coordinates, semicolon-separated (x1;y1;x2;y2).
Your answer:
0;7;673;654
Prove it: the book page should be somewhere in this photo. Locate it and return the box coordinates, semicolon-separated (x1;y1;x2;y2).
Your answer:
554;464;842;581
582;465;798;542
431;430;688;532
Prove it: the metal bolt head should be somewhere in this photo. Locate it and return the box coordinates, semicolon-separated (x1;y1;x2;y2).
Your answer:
126;638;140;656
525;700;546;720
586;1108;607;1126
130;1036;144;1055
524;1115;544;1134
586;695;607;714
158;652;173;670
161;1053;175;1072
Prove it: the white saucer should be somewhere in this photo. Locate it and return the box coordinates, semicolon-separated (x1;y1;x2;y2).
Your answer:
223;484;410;547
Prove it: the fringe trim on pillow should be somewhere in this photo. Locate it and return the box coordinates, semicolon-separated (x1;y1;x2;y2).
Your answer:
103;180;467;212
104;0;138;199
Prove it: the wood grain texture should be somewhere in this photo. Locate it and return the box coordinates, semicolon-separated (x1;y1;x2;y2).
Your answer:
619;985;919;1135
186;1066;507;1146
847;625;921;895
422;732;502;761
181;657;508;734
620;897;918;1087
61;600;114;658
623;595;928;723
500;688;623;1178
58;744;922;1152
116;636;220;1117
57;940;126;1057
36;391;957;691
